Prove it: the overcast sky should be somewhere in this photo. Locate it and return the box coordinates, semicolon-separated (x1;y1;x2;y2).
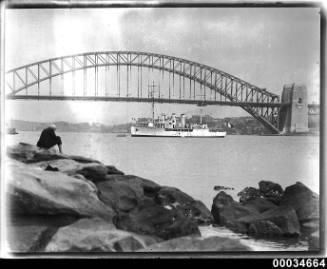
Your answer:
5;7;320;124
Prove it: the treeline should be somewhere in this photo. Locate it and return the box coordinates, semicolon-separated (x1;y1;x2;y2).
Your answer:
8;120;131;133
9;116;271;135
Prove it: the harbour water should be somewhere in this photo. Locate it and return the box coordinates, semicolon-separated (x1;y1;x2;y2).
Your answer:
6;131;319;251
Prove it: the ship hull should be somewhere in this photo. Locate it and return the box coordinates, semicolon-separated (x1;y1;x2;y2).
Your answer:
130;126;226;138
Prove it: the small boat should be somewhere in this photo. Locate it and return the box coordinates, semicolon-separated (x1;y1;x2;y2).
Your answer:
7;128;18;135
116;134;127;137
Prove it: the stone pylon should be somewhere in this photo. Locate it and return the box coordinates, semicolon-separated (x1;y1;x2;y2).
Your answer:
279;84;309;133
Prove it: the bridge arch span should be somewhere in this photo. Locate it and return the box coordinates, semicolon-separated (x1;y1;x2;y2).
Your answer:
6;51;283;133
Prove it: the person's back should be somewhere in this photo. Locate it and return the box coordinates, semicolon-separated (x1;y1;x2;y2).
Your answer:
37;124;62;153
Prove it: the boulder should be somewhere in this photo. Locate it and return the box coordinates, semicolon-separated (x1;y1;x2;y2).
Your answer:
212;191;234;208
242;197;277;213
188;200;214;225
211;191;259;233
211;192;300;237
259;180;283;195
115;198;200;240
7;160;115;221
45;218;161;252
6;215;77;252
139;236;252;252
248;220;283;238
7;143;67;163
97;175;161;212
237;187;264;203
102;174;161;196
98;177;211;239
97;178;141;212
75;165;125;183
75;165;110;183
239;206;301;237
280;182;319;224
258;181;284;204
154;186;213;224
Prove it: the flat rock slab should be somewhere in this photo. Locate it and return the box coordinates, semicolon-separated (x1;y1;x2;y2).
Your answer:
45;218;161;252
7;160;115;221
32;159;100;174
7;143;67;163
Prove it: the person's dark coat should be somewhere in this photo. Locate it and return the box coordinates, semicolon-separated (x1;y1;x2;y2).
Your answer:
37;127;62;149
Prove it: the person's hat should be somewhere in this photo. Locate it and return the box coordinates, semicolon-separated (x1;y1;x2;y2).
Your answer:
49;123;57;129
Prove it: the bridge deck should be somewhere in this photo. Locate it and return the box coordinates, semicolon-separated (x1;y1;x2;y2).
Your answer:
7;95;290;108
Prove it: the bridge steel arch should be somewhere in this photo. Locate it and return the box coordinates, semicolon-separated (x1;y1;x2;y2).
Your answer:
6;51;286;133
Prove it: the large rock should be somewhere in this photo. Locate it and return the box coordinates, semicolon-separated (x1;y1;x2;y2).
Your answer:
75;165;124;183
237;187;264;203
242;197;277;213
139;236;252;252
97;175;212;239
6;215;77;252
237;181;284;206
155;186;213;224
211;191;259;233
211;191;300;238
280;182;319;225
258;181;284;204
7;143;67;163
97;175;161;212
239;206;301;237
98;176;210;240
248;220;283;238
115;198;200;240
7;160;115;221
45;218;161;252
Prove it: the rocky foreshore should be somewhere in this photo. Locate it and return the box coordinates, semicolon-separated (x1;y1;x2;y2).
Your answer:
5;143;320;253
211;181;320;250
6;143;250;252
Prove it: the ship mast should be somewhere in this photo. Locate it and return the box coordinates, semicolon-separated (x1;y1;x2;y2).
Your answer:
148;81;156;125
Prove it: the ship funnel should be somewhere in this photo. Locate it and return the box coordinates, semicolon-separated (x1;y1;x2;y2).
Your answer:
181;114;186;128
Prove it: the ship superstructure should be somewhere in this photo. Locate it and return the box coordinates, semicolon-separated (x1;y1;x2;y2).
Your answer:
131;113;226;138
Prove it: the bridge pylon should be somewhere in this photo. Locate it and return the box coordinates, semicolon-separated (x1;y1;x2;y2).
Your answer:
279;83;309;134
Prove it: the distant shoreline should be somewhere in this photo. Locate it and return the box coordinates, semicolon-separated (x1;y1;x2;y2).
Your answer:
8;118;319;136
8;130;319;137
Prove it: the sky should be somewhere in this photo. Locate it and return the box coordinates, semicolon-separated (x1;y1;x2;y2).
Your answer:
5;7;321;125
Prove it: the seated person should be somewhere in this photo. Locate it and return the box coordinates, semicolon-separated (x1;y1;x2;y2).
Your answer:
37;124;62;153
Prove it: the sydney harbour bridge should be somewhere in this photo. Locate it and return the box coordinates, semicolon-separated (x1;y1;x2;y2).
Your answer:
6;51;302;134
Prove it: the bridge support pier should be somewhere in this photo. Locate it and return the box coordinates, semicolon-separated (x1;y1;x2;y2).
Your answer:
279;83;309;133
